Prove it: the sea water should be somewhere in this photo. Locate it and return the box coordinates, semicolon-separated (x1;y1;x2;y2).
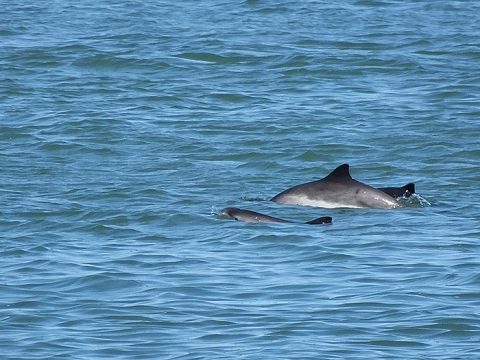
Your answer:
1;1;479;359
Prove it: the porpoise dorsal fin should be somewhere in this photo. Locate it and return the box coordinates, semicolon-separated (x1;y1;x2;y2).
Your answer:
324;163;352;181
305;216;332;225
404;183;415;195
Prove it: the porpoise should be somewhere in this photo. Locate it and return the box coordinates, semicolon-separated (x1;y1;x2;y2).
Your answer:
221;207;332;225
271;164;401;209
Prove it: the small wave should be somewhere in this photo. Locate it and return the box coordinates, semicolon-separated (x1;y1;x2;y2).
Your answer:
240;193;270;201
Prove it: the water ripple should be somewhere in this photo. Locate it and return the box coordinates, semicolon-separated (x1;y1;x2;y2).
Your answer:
2;1;480;359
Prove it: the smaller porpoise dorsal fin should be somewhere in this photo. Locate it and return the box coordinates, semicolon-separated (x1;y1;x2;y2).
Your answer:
305;216;332;225
324;163;352;181
404;183;415;194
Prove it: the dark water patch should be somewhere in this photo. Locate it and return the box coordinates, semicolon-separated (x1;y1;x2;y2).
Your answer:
3;47;62;68
209;92;259;103
354;0;394;6
366;339;427;348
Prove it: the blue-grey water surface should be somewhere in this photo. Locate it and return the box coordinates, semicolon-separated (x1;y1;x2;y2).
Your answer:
1;1;480;359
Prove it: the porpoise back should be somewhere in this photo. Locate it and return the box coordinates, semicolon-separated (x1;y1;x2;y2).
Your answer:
271;164;401;209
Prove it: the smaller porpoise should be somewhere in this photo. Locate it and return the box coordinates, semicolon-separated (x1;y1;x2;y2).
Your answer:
271;163;401;209
378;183;415;198
221;207;332;225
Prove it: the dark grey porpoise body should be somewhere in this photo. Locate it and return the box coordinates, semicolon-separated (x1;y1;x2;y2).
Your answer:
378;183;415;198
221;207;332;225
271;164;401;209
